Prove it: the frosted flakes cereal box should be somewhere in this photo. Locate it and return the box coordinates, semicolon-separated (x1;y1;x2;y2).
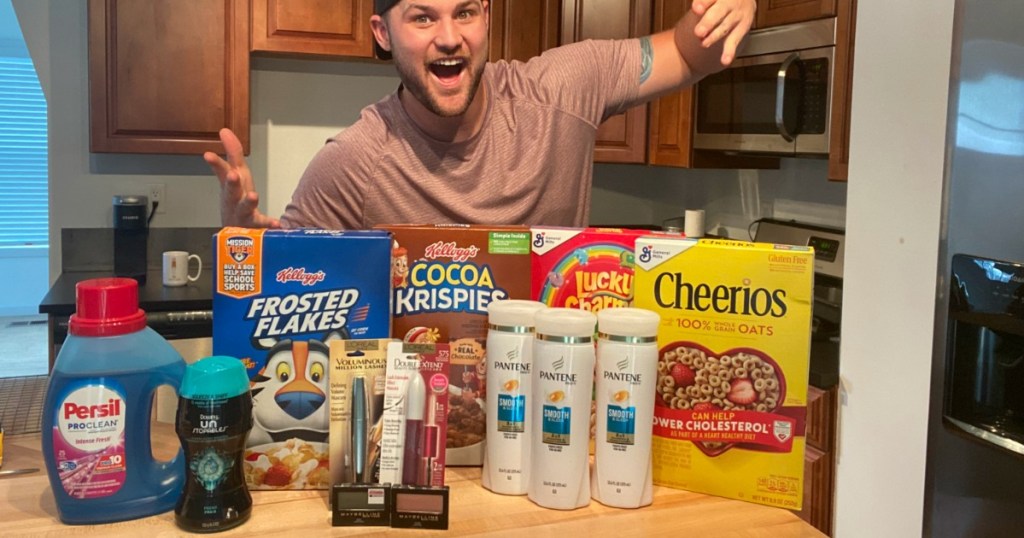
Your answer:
531;227;668;312
213;227;393;490
377;224;532;466
634;236;813;510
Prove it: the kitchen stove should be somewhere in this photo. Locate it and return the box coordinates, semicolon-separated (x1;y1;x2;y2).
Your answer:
754;218;845;388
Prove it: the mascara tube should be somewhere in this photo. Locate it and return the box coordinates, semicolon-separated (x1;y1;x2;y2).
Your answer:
350;376;370;483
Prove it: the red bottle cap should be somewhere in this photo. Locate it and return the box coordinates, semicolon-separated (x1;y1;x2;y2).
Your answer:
69;277;147;336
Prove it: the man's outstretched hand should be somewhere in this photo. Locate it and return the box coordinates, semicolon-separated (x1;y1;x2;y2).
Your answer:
204;128;281;228
691;0;756;66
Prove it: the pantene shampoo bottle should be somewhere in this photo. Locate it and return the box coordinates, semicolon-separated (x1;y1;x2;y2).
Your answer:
592;308;659;508
482;300;546;495
528;308;596;510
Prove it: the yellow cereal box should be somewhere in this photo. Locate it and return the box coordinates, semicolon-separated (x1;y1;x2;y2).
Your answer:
633;236;813;510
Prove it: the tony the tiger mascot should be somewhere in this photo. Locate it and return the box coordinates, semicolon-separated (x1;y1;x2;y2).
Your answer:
248;337;334;446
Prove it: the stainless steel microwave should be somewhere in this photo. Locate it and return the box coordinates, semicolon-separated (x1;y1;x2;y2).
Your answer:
693;17;837;155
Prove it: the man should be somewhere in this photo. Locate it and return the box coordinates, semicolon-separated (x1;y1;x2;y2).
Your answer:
207;0;755;229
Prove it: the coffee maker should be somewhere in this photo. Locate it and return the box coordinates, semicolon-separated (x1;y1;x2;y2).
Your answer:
113;195;150;283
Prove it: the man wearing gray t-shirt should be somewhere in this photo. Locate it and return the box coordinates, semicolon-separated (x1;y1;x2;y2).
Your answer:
206;0;755;230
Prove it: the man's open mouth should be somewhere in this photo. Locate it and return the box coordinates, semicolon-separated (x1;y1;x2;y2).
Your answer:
429;58;466;85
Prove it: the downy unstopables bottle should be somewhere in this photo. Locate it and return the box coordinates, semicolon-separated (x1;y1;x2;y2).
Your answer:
42;278;186;524
175;356;253;532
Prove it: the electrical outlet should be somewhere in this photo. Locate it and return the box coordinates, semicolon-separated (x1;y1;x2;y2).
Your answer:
149;183;166;213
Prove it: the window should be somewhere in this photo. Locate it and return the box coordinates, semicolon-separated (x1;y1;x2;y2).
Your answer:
0;55;47;249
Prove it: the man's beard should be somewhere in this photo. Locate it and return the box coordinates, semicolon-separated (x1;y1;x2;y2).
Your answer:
396;56;486;118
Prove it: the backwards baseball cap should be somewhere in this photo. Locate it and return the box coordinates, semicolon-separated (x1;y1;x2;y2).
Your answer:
374;0;401;60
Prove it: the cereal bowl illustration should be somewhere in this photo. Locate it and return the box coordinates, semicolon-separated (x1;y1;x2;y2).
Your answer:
656;341;787;457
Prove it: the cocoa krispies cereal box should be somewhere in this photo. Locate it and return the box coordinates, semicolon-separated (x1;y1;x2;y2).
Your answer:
633;236;813;510
213;227;393;490
376;224;532;465
531;227;668;311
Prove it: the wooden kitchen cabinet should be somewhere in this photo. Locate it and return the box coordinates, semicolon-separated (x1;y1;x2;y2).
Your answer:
797;384;838;535
489;0;560;63
561;0;652;164
88;0;250;155
827;0;856;181
647;0;693;167
251;0;375;59
757;0;837;28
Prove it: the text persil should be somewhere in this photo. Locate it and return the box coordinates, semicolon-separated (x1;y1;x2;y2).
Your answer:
63;398;122;419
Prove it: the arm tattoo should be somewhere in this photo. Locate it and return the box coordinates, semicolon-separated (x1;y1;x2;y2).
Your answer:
639;36;653;84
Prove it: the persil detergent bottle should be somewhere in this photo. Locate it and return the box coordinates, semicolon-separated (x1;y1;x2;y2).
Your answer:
42;277;186;524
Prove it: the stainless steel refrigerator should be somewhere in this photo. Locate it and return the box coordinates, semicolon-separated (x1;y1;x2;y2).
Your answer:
925;1;1024;535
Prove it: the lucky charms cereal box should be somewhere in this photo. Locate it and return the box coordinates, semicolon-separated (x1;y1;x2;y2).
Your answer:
531;227;658;312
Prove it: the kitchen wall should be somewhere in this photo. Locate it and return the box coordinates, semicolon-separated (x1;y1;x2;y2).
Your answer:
836;0;954;536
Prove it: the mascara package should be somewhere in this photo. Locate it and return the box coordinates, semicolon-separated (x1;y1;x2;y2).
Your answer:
380;342;450;487
329;339;391;486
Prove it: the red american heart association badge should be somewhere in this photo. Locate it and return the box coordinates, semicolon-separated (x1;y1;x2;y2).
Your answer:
655;341;790;457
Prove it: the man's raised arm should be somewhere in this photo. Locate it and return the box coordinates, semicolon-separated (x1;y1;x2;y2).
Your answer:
635;0;756;103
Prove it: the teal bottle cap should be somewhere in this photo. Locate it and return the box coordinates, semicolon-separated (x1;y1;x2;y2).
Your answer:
180;356;250;400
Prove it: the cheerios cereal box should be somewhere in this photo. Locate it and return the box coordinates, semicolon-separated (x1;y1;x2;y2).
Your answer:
633;236;813;510
531;227;674;311
213;227;393;490
376;224;532;466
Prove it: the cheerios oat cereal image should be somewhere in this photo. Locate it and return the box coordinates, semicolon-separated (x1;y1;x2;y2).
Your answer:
634;236;813;511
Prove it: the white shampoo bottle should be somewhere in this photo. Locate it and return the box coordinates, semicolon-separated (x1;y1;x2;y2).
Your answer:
592;308;660;508
528;308;597;510
482;300;547;495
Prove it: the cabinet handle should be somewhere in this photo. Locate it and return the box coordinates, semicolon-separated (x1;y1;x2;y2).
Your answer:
776;52;800;142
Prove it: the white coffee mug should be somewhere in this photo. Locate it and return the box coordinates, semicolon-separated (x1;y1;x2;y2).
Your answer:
162;251;202;287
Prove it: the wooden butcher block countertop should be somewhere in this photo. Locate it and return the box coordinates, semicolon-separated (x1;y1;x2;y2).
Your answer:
1;424;822;536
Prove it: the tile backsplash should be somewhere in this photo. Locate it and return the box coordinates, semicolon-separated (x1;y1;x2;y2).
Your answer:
61;227;220;272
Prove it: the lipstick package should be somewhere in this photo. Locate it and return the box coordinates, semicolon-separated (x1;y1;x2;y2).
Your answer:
328;339;390;486
380;342;450;487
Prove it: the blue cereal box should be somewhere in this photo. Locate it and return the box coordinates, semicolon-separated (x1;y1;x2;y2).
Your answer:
213;227;393;490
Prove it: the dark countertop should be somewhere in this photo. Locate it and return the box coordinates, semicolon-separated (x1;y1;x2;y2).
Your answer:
39;270;213;316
